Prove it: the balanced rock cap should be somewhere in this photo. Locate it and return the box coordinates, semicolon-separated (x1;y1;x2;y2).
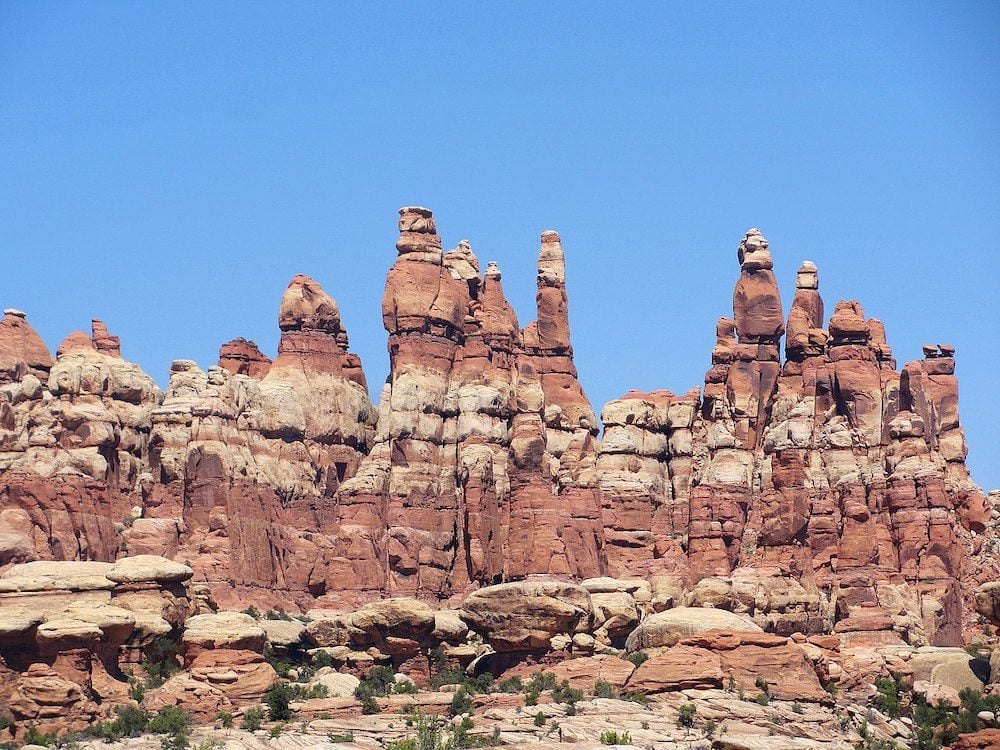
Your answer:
796;261;819;290
738;228;773;271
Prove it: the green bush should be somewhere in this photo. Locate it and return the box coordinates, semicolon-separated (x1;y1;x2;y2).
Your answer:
386;712;479;750
533;711;547;727
241;606;260;618
623;692;650;708
141;637;181;688
0;715;10;731
287;681;328;700
355;666;395;698
148;706;189;735
527;671;558;693
240;707;264;732
148;706;190;750
87;706;150;742
593;679;616;698
215;712;233;729
431;665;466;688
110;705;151;738
600;730;632;744
677;703;696;729
552;680;583;708
312;650;334;669
873;676;902;718
626;651;649;667
264;682;295;721
360;693;380;715
449;688;474;717
754;691;771;706
465;673;494;695
23;727;57;746
328;733;354;743
496;676;523;693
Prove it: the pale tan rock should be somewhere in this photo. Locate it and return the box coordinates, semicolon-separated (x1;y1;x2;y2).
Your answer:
260;618;306;648
432;609;469;642
0;561;114;592
624;607;762;651
310;669;361;698
182;611;266;653
106;555;193;584
460;580;593;651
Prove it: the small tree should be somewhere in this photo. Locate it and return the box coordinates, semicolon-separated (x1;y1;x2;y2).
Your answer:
263;682;294;722
241;707;264;732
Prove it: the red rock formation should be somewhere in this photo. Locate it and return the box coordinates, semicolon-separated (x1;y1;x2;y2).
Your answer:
0;211;987;646
336;210;605;600
142;272;377;608
217;337;271;378
0;309;52;385
91;319;121;358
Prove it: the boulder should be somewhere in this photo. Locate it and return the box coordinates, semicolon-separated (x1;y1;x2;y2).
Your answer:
624;607;762;651
460;581;592;651
182;612;266;654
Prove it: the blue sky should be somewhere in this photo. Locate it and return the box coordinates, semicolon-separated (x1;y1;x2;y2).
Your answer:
1;3;998;489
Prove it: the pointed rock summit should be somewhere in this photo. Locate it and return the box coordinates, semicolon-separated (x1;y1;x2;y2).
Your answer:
0;211;988;653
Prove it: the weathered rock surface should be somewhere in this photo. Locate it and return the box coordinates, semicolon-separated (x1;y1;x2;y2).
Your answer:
624;607;762;651
0;210;990;656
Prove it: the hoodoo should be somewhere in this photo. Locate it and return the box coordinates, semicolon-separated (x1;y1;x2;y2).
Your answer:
0;210;989;644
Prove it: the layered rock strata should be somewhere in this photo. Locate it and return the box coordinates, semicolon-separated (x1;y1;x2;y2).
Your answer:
0;210;988;647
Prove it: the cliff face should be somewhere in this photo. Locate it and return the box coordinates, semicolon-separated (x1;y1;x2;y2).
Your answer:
0;209;989;643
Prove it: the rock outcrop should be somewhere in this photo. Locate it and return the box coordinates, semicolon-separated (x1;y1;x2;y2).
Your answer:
0;209;989;654
0;557;193;736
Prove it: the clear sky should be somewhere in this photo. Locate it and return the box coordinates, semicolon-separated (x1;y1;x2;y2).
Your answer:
2;3;998;489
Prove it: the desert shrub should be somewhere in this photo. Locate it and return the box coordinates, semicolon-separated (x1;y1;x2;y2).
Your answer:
431;664;466;688
527;671;558;693
141;637;181;687
287;681;328;700
148;706;190;750
496;676;523;693
593;679;616;698
533;711;546;727
600;730;632;744
873;676;902;718
552;680;583;708
465;673;494;695
623;692;650;708
263;682;294;721
23;727;57;746
449;688;474;717
677;703;696;728
240;707;264;732
626;651;649;667
215;712;233;729
357;666;396;696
